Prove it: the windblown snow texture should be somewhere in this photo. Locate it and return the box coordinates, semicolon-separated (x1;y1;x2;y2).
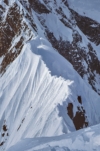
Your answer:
0;0;100;151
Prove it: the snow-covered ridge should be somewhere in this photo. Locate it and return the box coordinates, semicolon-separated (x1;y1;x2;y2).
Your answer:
0;37;73;150
1;0;100;95
7;123;100;151
0;0;100;150
0;37;100;150
28;0;100;95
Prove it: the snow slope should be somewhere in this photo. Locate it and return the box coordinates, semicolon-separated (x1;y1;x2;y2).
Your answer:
0;37;100;150
68;0;100;23
7;124;100;151
0;0;100;151
29;0;100;95
0;37;72;150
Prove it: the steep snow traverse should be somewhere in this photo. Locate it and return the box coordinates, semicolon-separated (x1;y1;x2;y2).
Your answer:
0;0;100;151
7;124;100;151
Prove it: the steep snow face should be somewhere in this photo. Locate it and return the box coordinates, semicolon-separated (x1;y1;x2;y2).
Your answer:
7;124;100;151
27;0;100;95
0;0;100;94
0;0;100;151
0;37;73;150
0;37;100;150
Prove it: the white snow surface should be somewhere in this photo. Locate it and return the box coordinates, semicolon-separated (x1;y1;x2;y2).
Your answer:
7;124;100;151
0;36;100;151
0;0;100;150
68;0;100;23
